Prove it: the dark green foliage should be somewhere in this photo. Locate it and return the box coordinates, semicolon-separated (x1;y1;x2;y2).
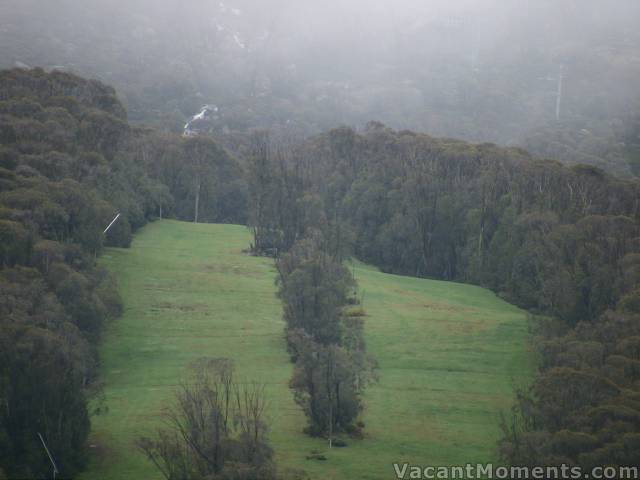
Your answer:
0;68;164;477
0;219;29;266
500;311;640;469
0;68;164;248
0;263;120;477
0;324;91;478
276;234;376;442
0;265;98;478
245;131;356;259
272;127;640;325
130;131;247;224
277;236;355;345
0;67;250;478
288;333;368;439
246;131;287;253
247;123;640;465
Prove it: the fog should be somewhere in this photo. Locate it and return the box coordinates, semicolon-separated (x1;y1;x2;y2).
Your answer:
2;0;639;164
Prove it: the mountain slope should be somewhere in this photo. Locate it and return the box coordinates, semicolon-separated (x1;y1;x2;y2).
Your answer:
81;220;531;480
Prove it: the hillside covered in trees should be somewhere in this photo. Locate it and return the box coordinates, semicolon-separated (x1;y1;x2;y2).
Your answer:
2;0;640;176
245;125;640;468
0;68;246;478
1;56;640;477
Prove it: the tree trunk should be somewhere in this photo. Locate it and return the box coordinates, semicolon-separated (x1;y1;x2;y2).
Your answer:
194;177;201;223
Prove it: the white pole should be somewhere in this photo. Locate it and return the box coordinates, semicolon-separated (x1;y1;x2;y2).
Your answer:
38;432;59;480
103;213;121;234
555;65;564;121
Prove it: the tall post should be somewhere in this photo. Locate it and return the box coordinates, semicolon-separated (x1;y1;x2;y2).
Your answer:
103;213;121;235
194;178;200;223
555;65;564;122
38;432;59;480
327;348;334;449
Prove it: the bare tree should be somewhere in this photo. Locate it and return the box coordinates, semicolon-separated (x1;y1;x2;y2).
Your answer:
137;358;275;480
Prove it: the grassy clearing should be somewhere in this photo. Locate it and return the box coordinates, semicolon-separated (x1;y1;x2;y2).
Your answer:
81;220;532;480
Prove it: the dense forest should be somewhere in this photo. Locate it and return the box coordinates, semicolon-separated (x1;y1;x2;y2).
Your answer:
0;68;246;478
245;125;640;468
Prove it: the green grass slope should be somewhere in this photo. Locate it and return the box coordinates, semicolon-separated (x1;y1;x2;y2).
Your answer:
81;220;532;480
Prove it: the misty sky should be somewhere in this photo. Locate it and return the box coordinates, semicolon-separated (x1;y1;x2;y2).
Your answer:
1;0;639;147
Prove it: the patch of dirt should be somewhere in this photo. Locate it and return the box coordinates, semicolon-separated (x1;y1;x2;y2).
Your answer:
201;263;263;277
436;318;489;334
420;300;478;313
150;301;209;312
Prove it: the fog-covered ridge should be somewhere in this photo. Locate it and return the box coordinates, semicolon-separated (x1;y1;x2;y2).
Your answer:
1;0;639;174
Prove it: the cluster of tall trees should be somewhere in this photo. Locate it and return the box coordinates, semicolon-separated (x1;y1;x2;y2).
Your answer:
500;308;640;467
277;235;375;443
0;68;246;478
246;123;640;466
138;358;276;480
130;132;247;224
0;68;147;478
247;134;375;443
